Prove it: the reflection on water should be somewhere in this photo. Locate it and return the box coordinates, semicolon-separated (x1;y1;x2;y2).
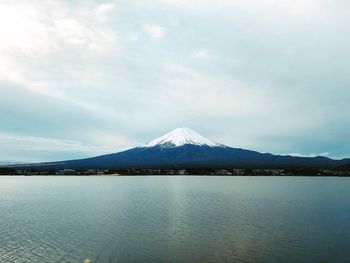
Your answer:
0;176;350;262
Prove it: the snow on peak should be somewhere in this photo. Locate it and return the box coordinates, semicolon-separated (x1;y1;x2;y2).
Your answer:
145;127;220;147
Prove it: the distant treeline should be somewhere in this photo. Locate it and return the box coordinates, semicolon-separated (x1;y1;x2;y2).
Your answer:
0;167;16;175
1;166;350;176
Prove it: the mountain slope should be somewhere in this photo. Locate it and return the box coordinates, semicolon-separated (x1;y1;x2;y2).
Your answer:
15;127;347;170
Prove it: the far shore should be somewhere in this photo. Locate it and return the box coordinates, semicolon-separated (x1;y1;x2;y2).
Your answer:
1;174;349;177
1;166;350;177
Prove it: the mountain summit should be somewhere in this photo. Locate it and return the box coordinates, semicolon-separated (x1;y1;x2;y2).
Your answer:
145;127;220;148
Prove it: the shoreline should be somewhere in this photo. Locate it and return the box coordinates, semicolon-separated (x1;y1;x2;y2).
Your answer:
1;174;349;177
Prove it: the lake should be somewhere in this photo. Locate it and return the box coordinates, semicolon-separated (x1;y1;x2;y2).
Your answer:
0;176;349;263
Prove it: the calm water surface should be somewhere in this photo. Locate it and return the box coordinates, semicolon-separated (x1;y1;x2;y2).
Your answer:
0;176;349;263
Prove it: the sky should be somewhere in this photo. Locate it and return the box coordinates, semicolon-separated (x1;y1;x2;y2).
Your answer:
0;0;349;163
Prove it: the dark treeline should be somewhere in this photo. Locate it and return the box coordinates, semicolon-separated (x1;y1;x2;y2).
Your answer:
0;167;16;175
1;166;350;176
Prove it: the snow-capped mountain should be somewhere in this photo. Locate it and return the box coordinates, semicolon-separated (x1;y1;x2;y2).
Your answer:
145;127;221;147
11;128;347;170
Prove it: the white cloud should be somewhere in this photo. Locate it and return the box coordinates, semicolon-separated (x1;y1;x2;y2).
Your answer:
190;49;210;59
0;1;118;113
94;3;115;15
0;134;94;152
0;2;117;55
283;152;331;158
81;130;139;150
143;23;166;38
0;134;99;163
0;132;136;163
161;0;328;17
0;3;52;53
54;18;92;45
94;3;115;22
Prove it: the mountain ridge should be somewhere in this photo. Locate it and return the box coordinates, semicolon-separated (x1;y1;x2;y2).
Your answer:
8;128;350;171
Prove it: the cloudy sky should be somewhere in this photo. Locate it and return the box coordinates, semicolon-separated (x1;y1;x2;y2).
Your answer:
0;0;349;163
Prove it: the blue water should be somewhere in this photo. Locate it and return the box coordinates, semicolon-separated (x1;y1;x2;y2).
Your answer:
0;176;349;263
